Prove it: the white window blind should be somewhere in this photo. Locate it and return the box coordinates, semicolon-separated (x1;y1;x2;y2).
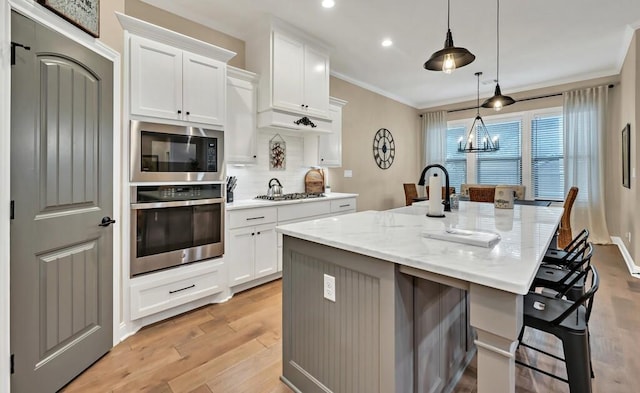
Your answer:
531;114;564;200
476;120;522;185
445;126;467;194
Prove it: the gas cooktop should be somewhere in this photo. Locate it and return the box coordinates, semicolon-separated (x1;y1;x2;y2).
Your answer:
255;192;325;201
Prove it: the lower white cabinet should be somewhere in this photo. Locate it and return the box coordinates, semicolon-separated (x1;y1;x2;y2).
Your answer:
227;207;278;286
228;223;278;286
226;198;356;290
130;259;225;320
330;198;356;215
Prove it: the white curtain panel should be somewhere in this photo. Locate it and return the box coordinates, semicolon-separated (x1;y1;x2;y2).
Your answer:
422;110;447;166
563;86;610;244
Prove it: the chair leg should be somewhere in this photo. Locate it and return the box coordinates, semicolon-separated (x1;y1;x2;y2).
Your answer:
559;330;592;393
588;331;594;378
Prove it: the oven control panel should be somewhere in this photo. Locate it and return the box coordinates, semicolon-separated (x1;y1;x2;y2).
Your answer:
135;184;222;202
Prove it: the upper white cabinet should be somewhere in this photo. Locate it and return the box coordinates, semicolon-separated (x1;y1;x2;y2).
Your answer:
304;97;347;167
130;36;225;126
247;19;332;132
318;97;347;166
182;51;225;125
226;67;258;164
271;31;329;117
118;13;236;128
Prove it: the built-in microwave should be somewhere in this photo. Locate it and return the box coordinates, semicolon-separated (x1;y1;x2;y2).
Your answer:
130;120;225;182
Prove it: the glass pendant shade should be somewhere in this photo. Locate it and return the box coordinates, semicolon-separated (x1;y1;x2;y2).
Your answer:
482;83;515;111
424;1;475;73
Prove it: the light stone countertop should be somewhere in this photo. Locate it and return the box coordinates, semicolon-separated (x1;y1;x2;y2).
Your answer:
225;192;358;211
277;201;564;294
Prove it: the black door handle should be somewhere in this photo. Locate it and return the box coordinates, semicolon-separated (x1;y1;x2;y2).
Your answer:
99;217;116;227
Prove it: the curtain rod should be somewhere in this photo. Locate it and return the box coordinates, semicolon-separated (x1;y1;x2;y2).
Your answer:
419;84;615;116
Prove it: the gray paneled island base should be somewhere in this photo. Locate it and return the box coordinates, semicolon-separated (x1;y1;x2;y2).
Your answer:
278;202;563;393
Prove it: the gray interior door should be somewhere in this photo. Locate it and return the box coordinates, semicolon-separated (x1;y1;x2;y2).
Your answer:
10;11;114;393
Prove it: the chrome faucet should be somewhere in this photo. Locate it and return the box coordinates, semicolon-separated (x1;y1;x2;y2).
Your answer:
418;164;451;212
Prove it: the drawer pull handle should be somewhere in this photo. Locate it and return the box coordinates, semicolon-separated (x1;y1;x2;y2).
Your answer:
339;204;351;208
169;284;195;294
246;216;265;221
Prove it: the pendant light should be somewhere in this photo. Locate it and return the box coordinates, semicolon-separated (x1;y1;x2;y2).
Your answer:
458;72;500;153
482;0;515;111
424;0;475;73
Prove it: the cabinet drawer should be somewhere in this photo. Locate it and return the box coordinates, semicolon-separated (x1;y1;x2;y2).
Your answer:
331;198;356;213
130;261;224;319
228;207;277;228
278;201;331;222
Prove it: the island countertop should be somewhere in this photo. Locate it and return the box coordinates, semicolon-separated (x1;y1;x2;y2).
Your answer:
277;201;563;294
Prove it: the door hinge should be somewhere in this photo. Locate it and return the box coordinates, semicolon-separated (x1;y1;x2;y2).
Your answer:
10;354;14;374
10;200;14;220
10;41;31;66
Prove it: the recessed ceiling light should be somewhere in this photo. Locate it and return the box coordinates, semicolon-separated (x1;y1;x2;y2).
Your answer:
381;39;393;47
322;0;335;8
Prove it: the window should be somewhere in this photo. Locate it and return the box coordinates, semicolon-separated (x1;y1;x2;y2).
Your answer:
532;114;564;200
476;120;522;185
446;107;563;200
445;125;467;194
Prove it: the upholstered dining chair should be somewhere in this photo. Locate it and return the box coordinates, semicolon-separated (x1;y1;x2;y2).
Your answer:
426;186;455;200
468;187;496;203
558;187;579;249
403;183;418;206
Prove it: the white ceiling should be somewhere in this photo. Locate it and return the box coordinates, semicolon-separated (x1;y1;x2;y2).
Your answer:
141;0;640;109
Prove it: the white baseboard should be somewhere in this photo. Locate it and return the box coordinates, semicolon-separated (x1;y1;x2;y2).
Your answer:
610;236;640;278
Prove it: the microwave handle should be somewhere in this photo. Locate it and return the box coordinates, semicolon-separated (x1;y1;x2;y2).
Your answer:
131;197;224;210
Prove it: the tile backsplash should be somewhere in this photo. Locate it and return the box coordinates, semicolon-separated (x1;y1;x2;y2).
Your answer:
227;130;313;200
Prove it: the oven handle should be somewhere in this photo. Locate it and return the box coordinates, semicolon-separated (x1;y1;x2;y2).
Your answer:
131;198;224;210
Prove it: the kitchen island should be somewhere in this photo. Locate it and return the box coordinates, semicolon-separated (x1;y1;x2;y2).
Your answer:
277;201;563;393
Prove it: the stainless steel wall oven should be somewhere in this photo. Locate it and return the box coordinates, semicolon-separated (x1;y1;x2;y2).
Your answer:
131;120;225;182
131;184;224;276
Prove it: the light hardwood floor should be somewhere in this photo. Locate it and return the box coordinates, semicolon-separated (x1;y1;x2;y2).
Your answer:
62;245;639;392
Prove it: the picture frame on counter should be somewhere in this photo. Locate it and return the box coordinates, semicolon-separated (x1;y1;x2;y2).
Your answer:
37;0;100;37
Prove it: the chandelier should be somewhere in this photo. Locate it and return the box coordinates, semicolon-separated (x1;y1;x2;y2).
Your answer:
458;72;500;153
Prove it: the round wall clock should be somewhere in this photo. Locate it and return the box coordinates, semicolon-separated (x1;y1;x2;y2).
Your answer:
372;128;395;169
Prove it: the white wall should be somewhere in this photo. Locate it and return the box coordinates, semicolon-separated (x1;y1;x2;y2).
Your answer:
227;130;313;200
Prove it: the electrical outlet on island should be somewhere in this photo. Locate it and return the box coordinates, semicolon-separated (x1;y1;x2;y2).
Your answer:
323;274;336;302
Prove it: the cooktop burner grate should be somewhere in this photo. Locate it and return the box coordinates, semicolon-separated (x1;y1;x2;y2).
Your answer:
255;192;325;201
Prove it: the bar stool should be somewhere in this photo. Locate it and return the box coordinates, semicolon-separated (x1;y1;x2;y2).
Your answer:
517;264;599;393
534;242;593;301
544;229;589;265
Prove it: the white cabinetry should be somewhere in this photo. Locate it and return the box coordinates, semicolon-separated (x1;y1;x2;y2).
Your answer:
130;259;225;320
130;35;225;126
304;97;347;167
226;67;258;164
247;20;332;132
271;31;329;117
227;207;278;286
226;197;356;290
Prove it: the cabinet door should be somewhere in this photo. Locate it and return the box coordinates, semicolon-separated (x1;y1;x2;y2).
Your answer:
303;45;330;117
272;31;304;112
130;36;182;120
183;51;225;126
318;103;342;166
254;224;278;278
226;76;257;164
228;226;256;286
